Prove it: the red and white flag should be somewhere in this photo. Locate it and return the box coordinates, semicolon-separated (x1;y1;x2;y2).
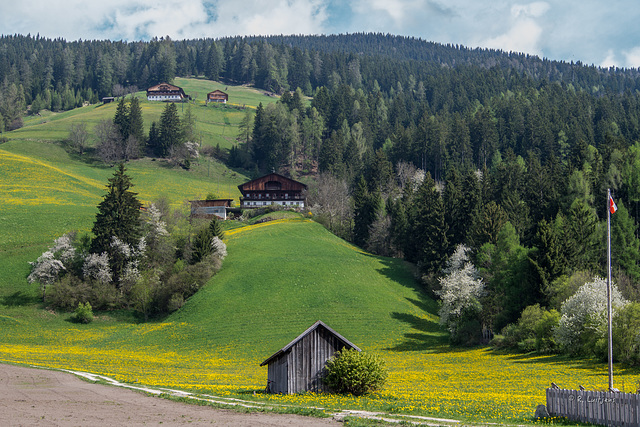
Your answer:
609;195;618;214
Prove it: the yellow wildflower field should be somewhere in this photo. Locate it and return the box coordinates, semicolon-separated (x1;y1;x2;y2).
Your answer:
2;322;639;424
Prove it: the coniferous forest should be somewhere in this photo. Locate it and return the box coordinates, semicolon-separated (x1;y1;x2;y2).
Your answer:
5;33;640;357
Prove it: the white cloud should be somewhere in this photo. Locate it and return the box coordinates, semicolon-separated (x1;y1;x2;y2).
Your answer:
600;50;619;69
0;0;329;40
480;2;549;56
623;47;640;69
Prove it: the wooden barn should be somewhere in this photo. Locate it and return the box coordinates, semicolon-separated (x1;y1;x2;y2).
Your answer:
146;83;188;101
206;90;228;104
260;320;361;394
238;173;307;209
189;199;233;220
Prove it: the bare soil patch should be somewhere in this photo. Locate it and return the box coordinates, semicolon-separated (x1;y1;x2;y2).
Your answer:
0;364;341;426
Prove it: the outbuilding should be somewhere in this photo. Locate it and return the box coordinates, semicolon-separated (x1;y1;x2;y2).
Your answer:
260;320;361;394
206;90;229;104
189;199;233;220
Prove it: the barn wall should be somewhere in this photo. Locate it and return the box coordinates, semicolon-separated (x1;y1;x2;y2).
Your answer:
286;326;347;394
267;355;289;394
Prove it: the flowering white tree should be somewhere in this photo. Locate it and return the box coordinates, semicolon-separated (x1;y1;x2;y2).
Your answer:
211;236;227;260
27;233;77;300
436;245;484;335
109;236;146;288
555;276;627;350
144;203;168;238
82;252;112;284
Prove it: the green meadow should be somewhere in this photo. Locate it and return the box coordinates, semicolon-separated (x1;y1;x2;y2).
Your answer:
2;79;639;425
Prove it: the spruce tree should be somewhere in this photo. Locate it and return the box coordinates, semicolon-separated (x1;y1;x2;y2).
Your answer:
410;172;448;274
128;96;145;147
90;163;142;255
159;102;182;157
353;176;377;247
147;121;160;157
113;97;129;140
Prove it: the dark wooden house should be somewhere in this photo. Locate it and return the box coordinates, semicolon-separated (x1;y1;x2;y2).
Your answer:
238;173;307;209
146;83;187;101
189;199;233;220
260;320;361;394
206;90;228;104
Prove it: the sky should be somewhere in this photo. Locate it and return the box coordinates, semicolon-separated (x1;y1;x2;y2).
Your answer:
2;0;639;69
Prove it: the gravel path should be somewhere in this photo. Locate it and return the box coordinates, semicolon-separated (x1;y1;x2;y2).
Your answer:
0;364;341;426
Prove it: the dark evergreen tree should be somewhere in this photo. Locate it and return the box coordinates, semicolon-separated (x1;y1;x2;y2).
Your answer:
113;97;129;141
128;96;145;147
352;176;381;247
407;172;448;273
147;121;160;157
159;102;182;157
90;163;142;255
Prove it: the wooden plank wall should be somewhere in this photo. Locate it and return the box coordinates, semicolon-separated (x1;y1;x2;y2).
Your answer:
267;355;288;394
286;326;346;394
547;388;640;427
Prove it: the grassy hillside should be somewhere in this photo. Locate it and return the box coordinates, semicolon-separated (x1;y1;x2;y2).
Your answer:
3;79;640;424
9;77;279;150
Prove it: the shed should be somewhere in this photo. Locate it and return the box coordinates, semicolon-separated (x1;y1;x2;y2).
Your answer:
260;320;361;394
190;199;233;220
206;90;229;104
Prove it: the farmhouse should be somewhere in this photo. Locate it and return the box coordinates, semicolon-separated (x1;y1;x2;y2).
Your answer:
206;90;228;104
260;320;361;394
146;83;188;101
238;173;307;209
189;199;233;220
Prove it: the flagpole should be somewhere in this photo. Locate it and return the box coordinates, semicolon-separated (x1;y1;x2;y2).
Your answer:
607;188;614;391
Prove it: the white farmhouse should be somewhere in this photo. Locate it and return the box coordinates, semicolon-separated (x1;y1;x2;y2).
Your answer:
146;83;187;101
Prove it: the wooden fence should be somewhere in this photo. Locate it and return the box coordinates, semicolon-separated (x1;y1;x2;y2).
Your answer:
547;388;640;426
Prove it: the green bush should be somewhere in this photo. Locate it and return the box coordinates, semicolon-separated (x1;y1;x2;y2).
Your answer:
324;348;387;396
71;302;93;324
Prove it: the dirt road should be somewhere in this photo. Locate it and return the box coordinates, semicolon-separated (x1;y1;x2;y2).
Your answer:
0;364;341;426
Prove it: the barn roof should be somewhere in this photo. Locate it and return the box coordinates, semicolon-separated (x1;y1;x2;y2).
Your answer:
238;173;307;193
147;83;183;92
260;320;361;366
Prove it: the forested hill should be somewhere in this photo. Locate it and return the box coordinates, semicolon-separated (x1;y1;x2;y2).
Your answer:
1;32;640;111
247;33;640;90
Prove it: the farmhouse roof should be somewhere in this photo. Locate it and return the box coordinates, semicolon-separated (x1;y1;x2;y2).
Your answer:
147;83;183;92
238;173;307;193
260;320;361;366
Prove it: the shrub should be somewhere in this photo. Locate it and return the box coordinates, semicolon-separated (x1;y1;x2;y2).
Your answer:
613;302;640;365
71;302;93;324
436;244;484;345
324;348;387;396
555;276;627;355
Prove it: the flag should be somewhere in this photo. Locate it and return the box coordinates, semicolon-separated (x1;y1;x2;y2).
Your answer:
609;195;618;214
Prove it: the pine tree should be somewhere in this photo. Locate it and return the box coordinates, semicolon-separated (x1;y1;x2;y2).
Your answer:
352;176;381;247
159;102;182;157
147;121;160;157
90;163;142;255
128;96;145;148
113;97;129;140
409;172;448;274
